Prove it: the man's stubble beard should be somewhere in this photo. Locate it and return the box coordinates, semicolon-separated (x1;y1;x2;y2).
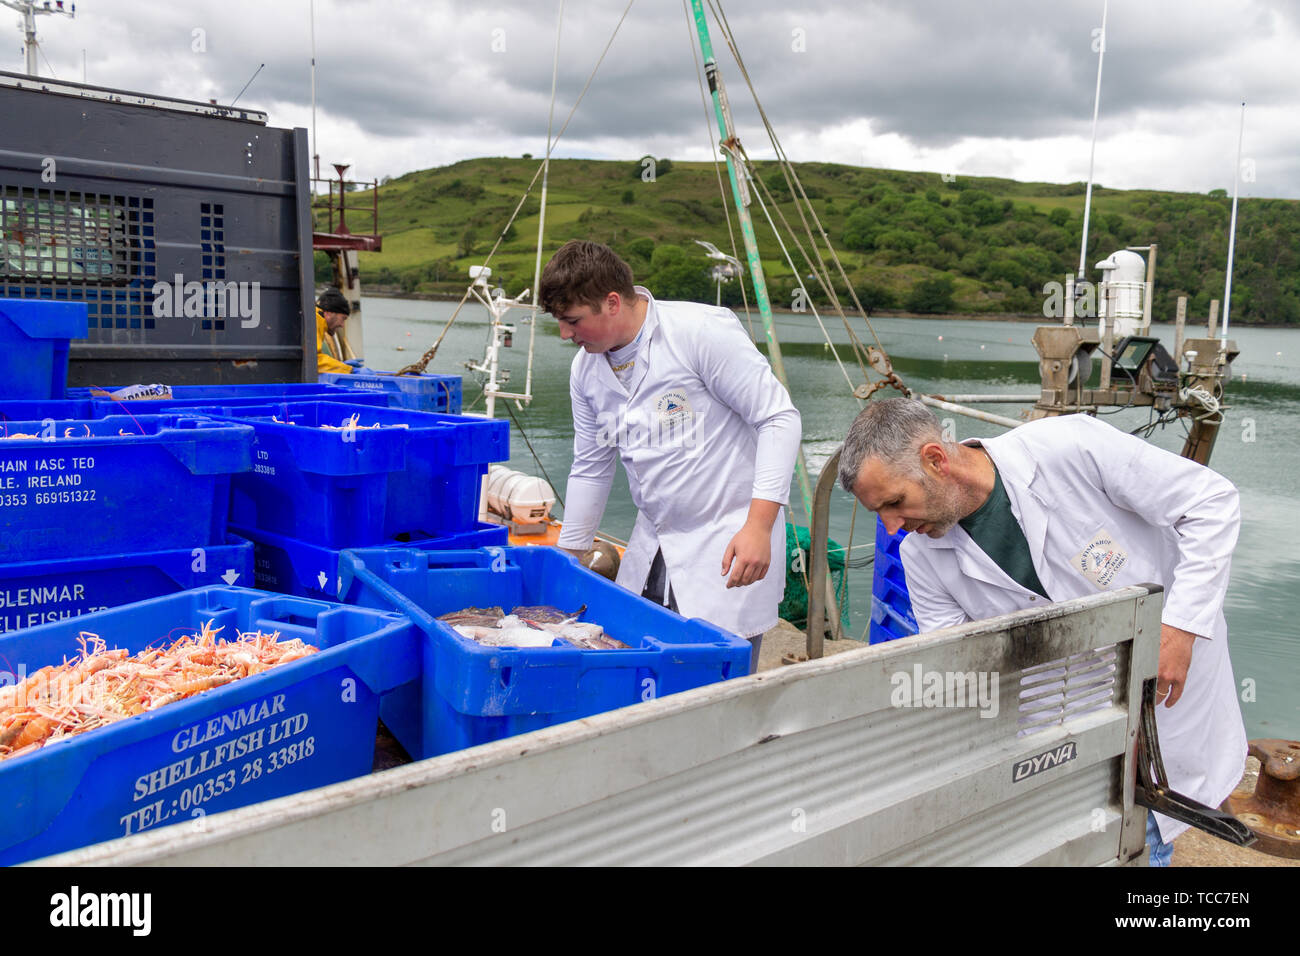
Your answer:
920;472;967;537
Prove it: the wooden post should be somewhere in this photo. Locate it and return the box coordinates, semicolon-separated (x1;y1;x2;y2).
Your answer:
1208;299;1219;338
1141;243;1157;331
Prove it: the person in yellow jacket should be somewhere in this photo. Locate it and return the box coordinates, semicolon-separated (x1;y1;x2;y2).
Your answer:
316;288;353;374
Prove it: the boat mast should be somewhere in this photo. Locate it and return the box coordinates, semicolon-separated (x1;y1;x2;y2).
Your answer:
1221;101;1245;349
2;0;75;77
687;0;813;520
1077;0;1108;280
525;0;565;407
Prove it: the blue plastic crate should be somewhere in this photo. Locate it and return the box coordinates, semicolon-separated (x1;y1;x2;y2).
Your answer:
232;521;508;602
0;414;252;563
318;371;463;413
339;546;752;759
869;516;917;644
0;586;417;865
68;382;387;418
0;299;88;400
0;534;253;635
213;401;509;548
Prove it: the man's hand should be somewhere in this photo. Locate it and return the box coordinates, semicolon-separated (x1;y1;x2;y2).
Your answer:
721;499;781;589
1157;624;1198;708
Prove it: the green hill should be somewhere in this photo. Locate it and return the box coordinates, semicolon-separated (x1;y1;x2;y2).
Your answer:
315;157;1300;325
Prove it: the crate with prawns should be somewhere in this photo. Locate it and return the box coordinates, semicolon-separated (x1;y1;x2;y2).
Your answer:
206;401;509;548
0;585;418;865
339;545;753;759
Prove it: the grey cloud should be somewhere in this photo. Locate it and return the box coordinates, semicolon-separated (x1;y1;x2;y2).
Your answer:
14;0;1299;196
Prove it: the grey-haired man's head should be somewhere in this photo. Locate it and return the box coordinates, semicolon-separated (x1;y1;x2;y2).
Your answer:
839;398;967;538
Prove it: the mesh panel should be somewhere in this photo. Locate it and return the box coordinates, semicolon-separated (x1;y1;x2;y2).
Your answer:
0;186;156;331
199;202;225;331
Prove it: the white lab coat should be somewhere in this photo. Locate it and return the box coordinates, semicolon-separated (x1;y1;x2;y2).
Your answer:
556;288;801;637
900;413;1247;843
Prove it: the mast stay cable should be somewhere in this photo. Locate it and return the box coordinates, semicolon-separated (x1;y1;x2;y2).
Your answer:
706;0;906;401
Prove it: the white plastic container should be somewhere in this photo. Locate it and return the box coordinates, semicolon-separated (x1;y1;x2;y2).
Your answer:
486;465;556;525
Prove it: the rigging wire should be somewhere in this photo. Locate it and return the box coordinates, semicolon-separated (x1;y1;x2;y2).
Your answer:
706;0;893;371
398;0;637;376
502;401;565;511
34;39;57;79
746;162;860;396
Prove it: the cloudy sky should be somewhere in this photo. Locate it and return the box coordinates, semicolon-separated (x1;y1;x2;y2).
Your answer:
8;0;1299;198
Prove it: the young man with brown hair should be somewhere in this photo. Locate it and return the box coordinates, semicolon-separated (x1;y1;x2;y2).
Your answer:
541;240;801;668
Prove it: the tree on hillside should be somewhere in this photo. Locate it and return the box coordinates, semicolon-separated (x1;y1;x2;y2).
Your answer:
649;261;711;302
905;276;956;313
458;228;478;258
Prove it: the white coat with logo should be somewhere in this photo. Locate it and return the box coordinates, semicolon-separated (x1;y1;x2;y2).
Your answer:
900;413;1247;843
556;288;801;637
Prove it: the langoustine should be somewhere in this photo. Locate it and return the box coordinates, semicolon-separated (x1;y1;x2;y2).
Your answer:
0;622;319;761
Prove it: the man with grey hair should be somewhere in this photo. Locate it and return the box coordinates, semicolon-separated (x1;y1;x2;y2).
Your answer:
840;397;1246;867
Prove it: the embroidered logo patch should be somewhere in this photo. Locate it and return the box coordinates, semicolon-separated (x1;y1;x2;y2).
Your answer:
656;391;693;428
1073;528;1128;589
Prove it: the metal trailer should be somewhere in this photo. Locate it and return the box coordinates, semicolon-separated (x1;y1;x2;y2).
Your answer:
0;72;315;386
37;585;1166;866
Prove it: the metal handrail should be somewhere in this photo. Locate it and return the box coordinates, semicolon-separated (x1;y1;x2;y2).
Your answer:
806;443;843;659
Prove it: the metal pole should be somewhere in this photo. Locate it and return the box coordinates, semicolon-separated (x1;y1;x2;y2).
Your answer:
23;4;37;76
1222;101;1245;348
931;394;1041;404
689;0;813;520
806;446;844;659
917;395;1022;430
1078;0;1108;280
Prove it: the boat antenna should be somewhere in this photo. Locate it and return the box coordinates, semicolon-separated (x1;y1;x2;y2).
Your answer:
230;62;265;108
310;0;319;182
1221;101;1245;348
1077;0;1107;280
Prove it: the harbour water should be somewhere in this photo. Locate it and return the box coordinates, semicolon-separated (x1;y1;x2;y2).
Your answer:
361;296;1299;740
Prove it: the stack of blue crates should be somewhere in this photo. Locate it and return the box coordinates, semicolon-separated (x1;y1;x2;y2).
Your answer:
0;411;257;636
197;400;511;604
870;516;918;644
